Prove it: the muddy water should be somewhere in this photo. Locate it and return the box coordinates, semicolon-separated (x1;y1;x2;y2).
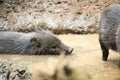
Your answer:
0;34;120;80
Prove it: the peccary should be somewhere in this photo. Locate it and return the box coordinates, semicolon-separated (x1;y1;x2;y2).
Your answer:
0;30;73;55
98;5;120;61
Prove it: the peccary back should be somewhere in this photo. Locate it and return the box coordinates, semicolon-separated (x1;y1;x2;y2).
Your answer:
98;5;120;61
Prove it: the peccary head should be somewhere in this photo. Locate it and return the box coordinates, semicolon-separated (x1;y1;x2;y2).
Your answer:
27;30;73;55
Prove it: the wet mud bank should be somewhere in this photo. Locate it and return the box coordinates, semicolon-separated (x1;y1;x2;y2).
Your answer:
0;34;120;80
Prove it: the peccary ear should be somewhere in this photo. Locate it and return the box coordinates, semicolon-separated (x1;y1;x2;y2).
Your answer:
30;38;37;42
30;38;42;47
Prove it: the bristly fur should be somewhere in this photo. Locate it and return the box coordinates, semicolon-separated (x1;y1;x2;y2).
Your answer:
98;5;120;61
99;5;120;51
0;30;73;55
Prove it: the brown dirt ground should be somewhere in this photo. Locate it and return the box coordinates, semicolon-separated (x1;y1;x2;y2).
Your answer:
0;34;120;80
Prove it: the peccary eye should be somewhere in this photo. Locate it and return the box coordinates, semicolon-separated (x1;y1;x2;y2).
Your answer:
52;46;57;49
37;44;41;47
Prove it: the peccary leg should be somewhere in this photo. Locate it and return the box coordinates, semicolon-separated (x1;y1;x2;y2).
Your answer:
99;39;109;61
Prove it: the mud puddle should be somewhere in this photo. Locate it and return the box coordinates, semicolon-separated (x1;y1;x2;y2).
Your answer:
0;34;120;80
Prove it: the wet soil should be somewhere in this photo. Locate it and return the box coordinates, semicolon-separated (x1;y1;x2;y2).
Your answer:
0;34;120;80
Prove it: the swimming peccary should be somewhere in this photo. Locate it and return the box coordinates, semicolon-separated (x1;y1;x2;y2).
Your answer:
0;30;73;55
98;5;120;61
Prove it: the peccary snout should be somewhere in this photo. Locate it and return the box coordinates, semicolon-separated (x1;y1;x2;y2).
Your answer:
67;47;73;54
60;43;73;55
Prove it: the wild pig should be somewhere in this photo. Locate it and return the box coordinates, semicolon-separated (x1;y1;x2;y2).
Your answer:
0;30;73;55
98;5;120;61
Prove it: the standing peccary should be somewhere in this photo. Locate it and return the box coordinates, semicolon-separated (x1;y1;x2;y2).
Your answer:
0;29;73;55
98;5;120;61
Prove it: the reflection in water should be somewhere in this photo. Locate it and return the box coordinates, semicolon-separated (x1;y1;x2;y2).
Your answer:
0;34;120;80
